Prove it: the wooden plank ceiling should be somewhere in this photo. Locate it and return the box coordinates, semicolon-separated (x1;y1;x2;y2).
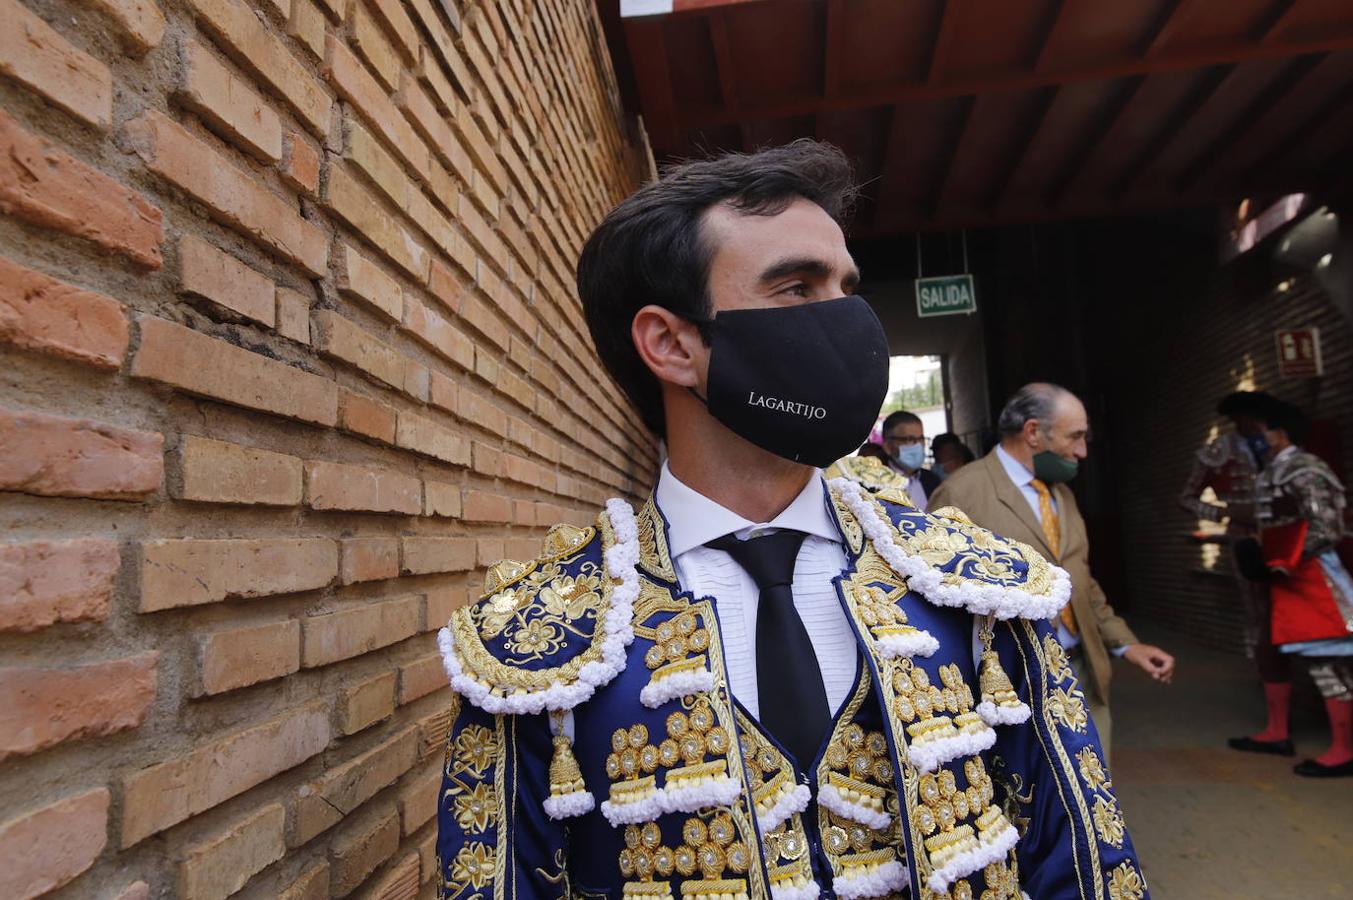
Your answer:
601;0;1353;233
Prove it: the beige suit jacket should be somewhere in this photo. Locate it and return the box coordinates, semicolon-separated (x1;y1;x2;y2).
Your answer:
928;450;1138;701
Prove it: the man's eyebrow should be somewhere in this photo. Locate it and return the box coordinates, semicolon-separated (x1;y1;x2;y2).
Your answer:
758;257;862;287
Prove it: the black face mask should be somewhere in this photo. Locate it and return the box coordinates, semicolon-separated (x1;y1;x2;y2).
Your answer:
690;295;890;468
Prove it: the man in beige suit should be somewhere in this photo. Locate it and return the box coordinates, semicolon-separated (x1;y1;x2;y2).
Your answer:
929;382;1175;752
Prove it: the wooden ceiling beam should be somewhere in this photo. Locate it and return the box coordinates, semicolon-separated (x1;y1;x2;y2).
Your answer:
869;104;916;232
676;29;1353;131
1179;53;1325;193
1142;0;1207;58
1032;0;1069;74
928;0;962;85
1259;0;1302;44
853;182;1313;234
986;87;1059;212
1046;76;1147;208
1110;65;1234;200
709;13;739;113
623;18;681;149
930;96;978;219
824;0;847;97
1245;80;1353;183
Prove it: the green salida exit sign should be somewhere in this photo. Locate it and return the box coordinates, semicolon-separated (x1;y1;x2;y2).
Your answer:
915;274;977;318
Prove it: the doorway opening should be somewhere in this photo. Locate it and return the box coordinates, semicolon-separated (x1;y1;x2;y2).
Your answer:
875;355;948;459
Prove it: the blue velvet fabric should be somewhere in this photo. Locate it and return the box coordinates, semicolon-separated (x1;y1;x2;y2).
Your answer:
436;489;1149;899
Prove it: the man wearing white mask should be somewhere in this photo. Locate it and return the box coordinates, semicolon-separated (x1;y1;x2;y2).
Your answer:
881;409;941;510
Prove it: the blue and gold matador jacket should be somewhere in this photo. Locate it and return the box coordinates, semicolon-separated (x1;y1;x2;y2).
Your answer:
436;458;1148;900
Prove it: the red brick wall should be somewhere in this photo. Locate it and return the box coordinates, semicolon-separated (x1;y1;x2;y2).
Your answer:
0;0;656;896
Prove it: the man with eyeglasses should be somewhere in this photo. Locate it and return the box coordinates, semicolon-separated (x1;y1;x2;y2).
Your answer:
880;409;941;510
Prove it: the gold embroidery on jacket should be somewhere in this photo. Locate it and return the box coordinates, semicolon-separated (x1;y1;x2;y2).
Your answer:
1040;633;1090;734
835;530;1032;899
735;711;816;896
816;671;908;882
989;755;1033;838
1015;620;1101;899
874;494;1057;597
441;719;503;898
637;497;678;582
1106;861;1146;900
450;512;617;695
1076;747;1125;849
616;588;769;900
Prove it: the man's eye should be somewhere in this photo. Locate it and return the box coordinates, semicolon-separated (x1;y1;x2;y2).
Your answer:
781;284;810;297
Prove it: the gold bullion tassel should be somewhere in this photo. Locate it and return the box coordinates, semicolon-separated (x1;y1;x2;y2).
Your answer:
543;714;595;819
977;615;1031;726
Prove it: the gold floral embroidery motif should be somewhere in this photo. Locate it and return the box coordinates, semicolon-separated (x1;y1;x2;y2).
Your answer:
540;523;596;562
1076;746;1108;791
1042;634;1073;682
1046;687;1089;733
441;723;500;899
1091;797;1126;849
444;725;500;836
449;511;617;695
480;560;604;661
1107;861;1146;900
882;496;1056;597
1017;621;1104;889
447;843;494;893
1076;742;1126;849
1042;634;1089;734
825;455;910;496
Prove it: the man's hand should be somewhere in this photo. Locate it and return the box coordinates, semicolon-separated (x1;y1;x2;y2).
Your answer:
1123;644;1175;684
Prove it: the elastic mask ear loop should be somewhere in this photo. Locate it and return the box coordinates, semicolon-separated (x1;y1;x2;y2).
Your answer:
679;309;715;409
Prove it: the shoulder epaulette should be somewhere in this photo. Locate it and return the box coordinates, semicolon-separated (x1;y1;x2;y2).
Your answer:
438;499;639;715
825;454;914;499
1271;450;1347;495
829;477;1070;621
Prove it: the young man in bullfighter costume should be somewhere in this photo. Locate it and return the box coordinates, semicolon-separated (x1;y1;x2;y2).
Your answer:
436;142;1147;899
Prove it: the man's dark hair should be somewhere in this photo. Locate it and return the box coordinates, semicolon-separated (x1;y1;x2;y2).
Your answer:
881;410;923;437
931;432;974;463
576;140;858;436
1263;399;1311;445
1217;390;1278;418
930;432;963;452
857;441;890;462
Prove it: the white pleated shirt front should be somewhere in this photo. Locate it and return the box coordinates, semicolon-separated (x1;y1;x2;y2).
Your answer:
653;464;859;720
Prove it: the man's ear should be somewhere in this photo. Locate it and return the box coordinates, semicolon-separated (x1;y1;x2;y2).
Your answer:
632;304;705;389
1022;418;1042;449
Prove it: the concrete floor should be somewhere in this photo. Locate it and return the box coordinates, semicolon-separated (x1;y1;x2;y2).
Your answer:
1111;623;1353;899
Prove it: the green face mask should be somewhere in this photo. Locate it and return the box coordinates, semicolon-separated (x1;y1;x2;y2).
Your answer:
1033;450;1078;483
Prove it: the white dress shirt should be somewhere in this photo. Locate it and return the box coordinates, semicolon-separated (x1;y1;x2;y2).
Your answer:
995;444;1056;522
654;464;858;719
885;458;930;510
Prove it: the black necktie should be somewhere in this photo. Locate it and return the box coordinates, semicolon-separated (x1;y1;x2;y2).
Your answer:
706;530;830;769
